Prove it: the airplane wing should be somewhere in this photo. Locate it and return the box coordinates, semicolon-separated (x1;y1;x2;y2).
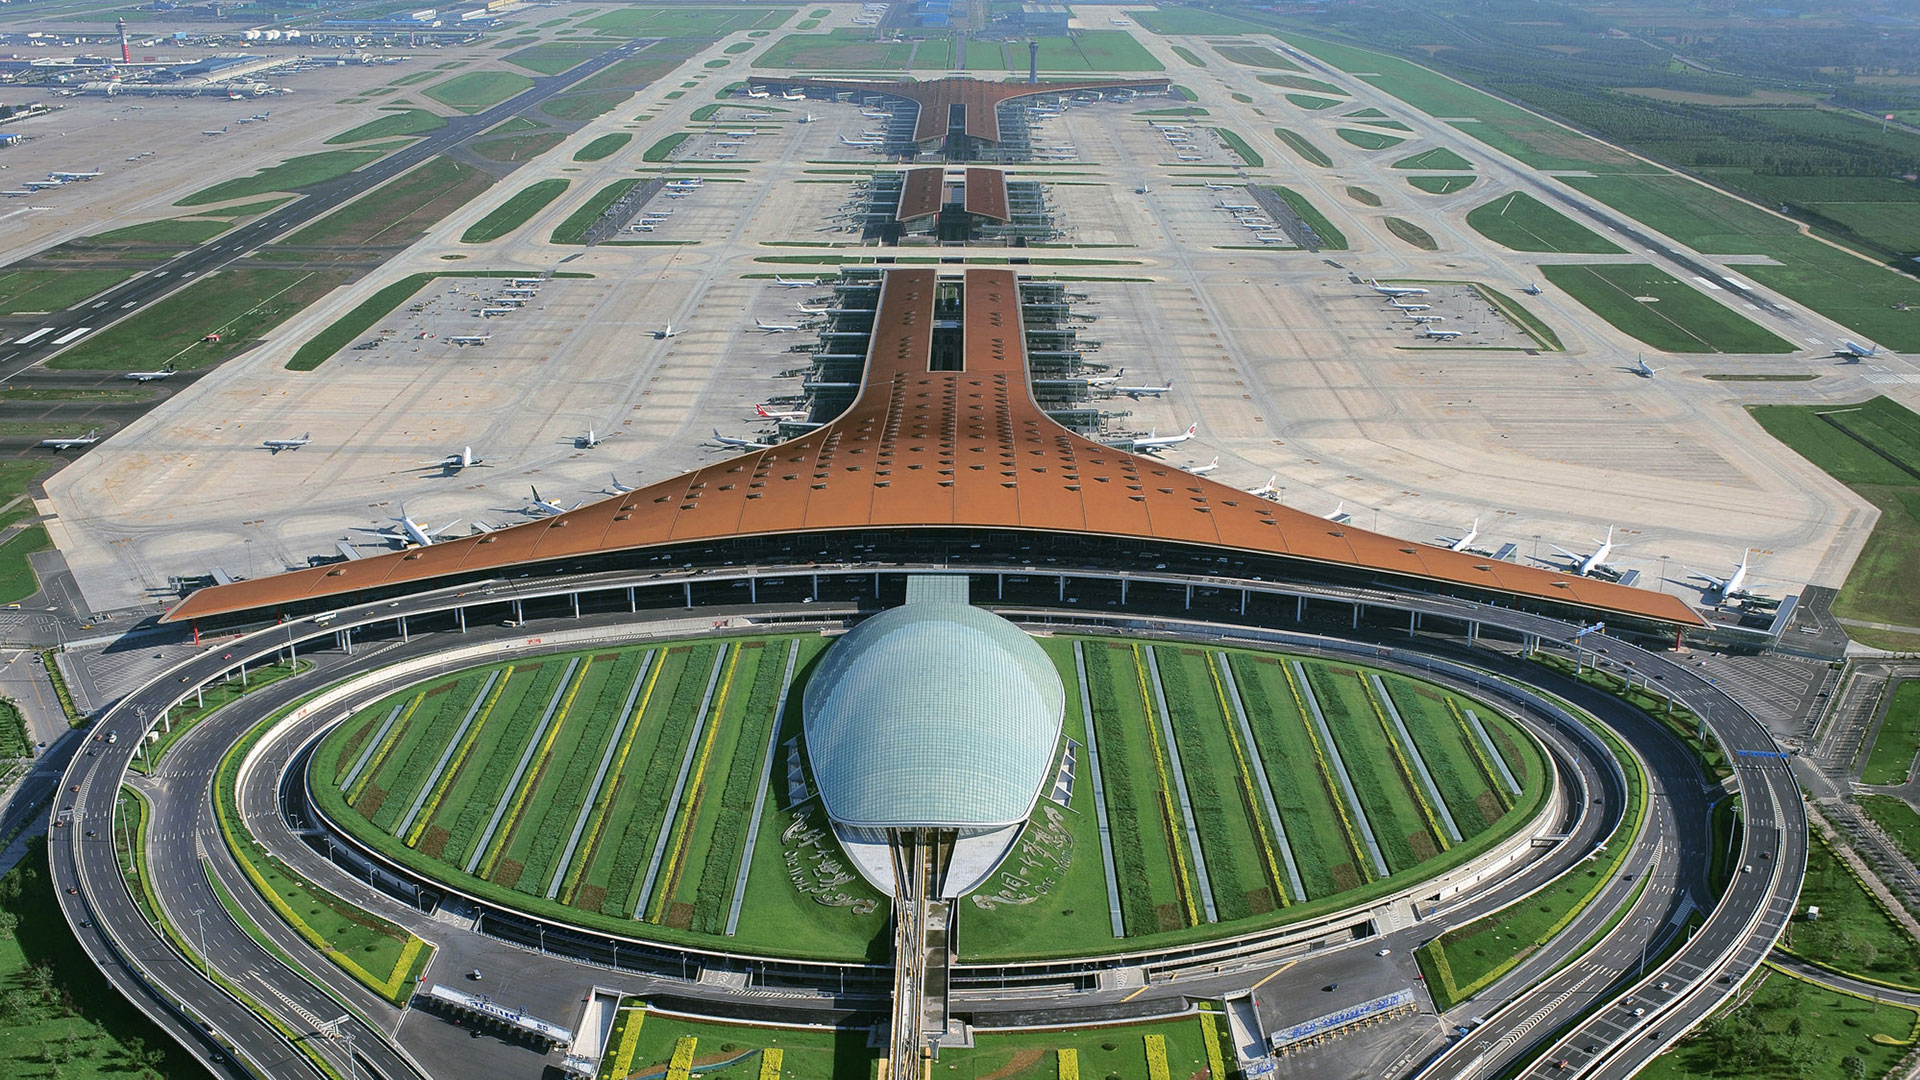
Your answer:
432;519;462;537
1547;545;1583;561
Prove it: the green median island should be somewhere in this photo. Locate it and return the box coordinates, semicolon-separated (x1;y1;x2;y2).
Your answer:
1394;147;1473;171
1335;127;1404;150
1214;44;1299;70
286;156;493;247
48;268;349;372
1273;127;1331;168
325;107;446;144
0;268;139;315
1540;263;1797;354
1466;191;1622;254
1409;174;1476;194
177;144;408;206
574;132;633;162
504;40;606;75
461;178;570;243
305;633;1548;965
1861;681;1920;785
1748;397;1920;649
552;178;643;244
1778;828;1920;991
424;69;534;113
1642;962;1919;1080
642;131;693;162
1266;185;1347;249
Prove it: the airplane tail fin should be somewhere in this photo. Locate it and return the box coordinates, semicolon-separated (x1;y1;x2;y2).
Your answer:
1184;423;1198;437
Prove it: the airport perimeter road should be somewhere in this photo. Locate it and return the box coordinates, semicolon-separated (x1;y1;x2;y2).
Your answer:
0;38;653;387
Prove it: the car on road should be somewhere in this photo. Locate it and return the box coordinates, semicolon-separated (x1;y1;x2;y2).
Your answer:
1377;948;1392;956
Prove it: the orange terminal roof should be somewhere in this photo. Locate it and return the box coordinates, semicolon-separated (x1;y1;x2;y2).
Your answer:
164;269;1704;627
896;167;944;222
962;168;1010;223
778;77;1171;146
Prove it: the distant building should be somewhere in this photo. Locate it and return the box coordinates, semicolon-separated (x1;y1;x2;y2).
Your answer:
1018;3;1068;36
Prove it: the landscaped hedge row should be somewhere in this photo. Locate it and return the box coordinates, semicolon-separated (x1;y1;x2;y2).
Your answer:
442;661;562;865
689;643;786;934
598;646;716;918
1154;650;1262;921
1081;643;1167;936
516;654;644;893
371;675;483;833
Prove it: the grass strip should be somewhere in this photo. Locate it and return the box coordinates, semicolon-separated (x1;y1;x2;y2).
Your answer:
552;179;643;244
461;178;570;243
287;273;431;371
1212;127;1263;167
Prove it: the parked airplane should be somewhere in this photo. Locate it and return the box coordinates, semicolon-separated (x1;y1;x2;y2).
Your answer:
756;404;808;421
1688;551;1762;605
604;473;635;495
202;126;227;136
1422;328;1464;340
1551;527;1620;578
711;428;760;448
1085;367;1124;386
1630;357;1659;378
1;191;32;198
783;89;806;100
1409;315;1446;324
653;324;679;340
21;180;63;191
447;334;491;346
262;431;310;453
526;486;578;517
1389;300;1431;312
798;113;818;124
774;276;823;288
839;136;884;148
1203;182;1231;191
39;428;101;451
1839;340;1879;360
576;429;618;448
745;85;770;98
48;166;101;181
1176;154;1202;162
382;507;461;549
1367;278;1430;298
1184;456;1220;476
1133;422;1198;451
481;307;515;318
1115;380;1173;399
1245;475;1279;499
755;318;802;333
1324;501;1352;524
1439;518;1479;553
124;363;176;383
423;446;487;473
1521;282;1543;296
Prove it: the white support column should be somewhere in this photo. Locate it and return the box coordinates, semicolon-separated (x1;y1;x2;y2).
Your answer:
750;577;758;603
571;592;580;618
512;599;523;625
400;617;408;644
1241;589;1249;616
1121;579;1129;604
1185;584;1193;610
997;574;1004;600
1352;604;1360;630
457;607;466;634
627;586;636;612
1295;595;1305;622
1058;575;1066;602
684;582;693;608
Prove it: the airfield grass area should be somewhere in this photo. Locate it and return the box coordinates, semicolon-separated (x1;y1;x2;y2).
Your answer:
473;130;568;162
88;217;235;247
286;273;434;371
1286;93;1340;111
1257;73;1345;96
0;842;207;1080
574;132;633;161
285;156;493;247
552;179;644;244
1778;828;1920;990
1214;45;1299;71
505;40;606;75
1384;217;1438;251
964;31;1163;73
0;269;135;315
1466;192;1624;254
1134;7;1272;35
643;133;693;162
1643;964;1918;1080
177;145;406;206
1345;186;1382;207
1858;795;1920;873
0;526;49;605
325;108;446;144
1409;174;1477;195
1539;264;1796;353
1272;128;1331;167
754;29;914;70
424;70;533;113
1861;682;1920;786
1394;147;1474;170
47;268;349;372
581;6;793;38
540;91;629;124
607;1006;1233;1080
1267;185;1347;250
1212;127;1262;167
1336;127;1405;150
1748;397;1920;643
461;178;570;243
309;634;1543;964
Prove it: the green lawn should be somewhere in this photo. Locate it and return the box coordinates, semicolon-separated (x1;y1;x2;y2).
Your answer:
1215;45;1299;70
1643;964;1917;1080
1273;127;1332;167
552;179;643;244
1267;185;1348;249
461;178;570;243
424;69;533;113
472;132;567;162
1212;127;1262;167
0;526;45;605
1394;147;1474;170
1748;397;1920;641
285;156;492;247
177;146;404;206
1466;192;1624;254
540;92;629;123
756;28;914;70
1409;174;1476;194
0;699;27;759
1541;263;1797;353
286;273;432;371
0;269;136;315
643;132;692;162
48;269;349;372
1286;93;1340;110
1256;73;1346;95
1171;45;1204;67
325;108;445;144
505;40;606;75
1385;217;1438;251
0;842;208;1079
581;6;792;37
1863;682;1920;785
1859;795;1920;871
1346;186;1382;207
88;217;235;246
1336;127;1405;150
574;132;633;161
1779;828;1920;989
1134;7;1271;34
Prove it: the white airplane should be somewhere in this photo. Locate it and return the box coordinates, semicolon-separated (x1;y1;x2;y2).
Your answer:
1409;315;1446;325
605;473;635;495
202;126;227;136
711;428;760;448
424;446;487;472
261;431;311;453
526;486;578;517
1176;155;1203;162
1133;422;1198;451
839;136;884;148
1839;340;1879;360
21;180;64;191
1439;518;1479;553
783;89;806;100
1688;551;1777;606
124;363;176;383
1184;456;1220;476
861;109;891;119
484;297;524;307
48;166;101;181
383;507;461;548
1389;300;1431;312
1203;182;1231;191
1324;501;1352;524
796;302;832;316
653;324;679;340
1085;367;1124;386
1245;475;1279;499
745;85;770;98
774;276;822;288
39;428;101;451
481;307;515;318
1253;235;1288;244
755;318;803;334
448;334;491;346
1551;527;1620;578
1631;357;1659;378
1;191;32;199
1521;282;1543;296
1116;380;1173;399
576;429;618;448
715;140;745;148
798;113;818;124
1367;278;1430;298
1422;328;1464;340
756;404;808;421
